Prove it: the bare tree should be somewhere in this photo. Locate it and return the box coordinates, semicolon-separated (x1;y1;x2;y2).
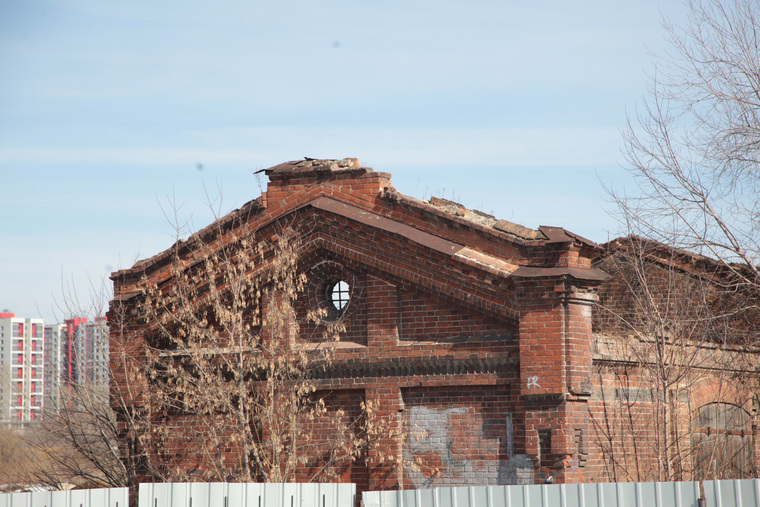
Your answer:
1;276;133;492
593;235;758;481
109;217;392;486
603;0;760;480
616;0;760;298
25;381;127;490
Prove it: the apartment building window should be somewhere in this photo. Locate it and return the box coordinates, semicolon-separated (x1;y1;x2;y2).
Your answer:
12;323;23;337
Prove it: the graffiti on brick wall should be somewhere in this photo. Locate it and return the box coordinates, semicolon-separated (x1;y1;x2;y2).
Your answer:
403;406;532;488
563;457;585;483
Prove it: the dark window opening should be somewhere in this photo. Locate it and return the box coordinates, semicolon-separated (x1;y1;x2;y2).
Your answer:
538;428;553;469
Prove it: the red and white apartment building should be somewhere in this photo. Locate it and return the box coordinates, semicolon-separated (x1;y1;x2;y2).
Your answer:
1;312;109;427
0;312;45;425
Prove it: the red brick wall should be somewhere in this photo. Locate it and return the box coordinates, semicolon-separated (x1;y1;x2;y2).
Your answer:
590;240;760;482
298;389;369;489
586;346;760;482
398;288;513;342
109;163;642;495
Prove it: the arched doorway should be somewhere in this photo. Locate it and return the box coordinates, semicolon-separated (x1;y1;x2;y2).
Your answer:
691;402;755;479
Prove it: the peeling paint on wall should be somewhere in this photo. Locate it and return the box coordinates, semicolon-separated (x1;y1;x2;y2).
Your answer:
403;406;533;488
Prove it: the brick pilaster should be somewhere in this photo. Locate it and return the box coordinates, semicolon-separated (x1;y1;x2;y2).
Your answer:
516;275;597;483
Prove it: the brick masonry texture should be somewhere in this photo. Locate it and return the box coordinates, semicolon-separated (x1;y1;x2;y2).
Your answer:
109;159;759;494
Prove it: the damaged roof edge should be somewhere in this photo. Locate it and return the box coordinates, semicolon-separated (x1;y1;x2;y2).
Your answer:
383;188;597;249
381;188;546;244
596;235;751;279
264;157;370;176
112;194;607;302
114;160;601;281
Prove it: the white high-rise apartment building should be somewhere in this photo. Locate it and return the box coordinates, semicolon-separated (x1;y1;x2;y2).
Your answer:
42;318;110;414
0;312;44;426
44;323;65;414
73;318;109;388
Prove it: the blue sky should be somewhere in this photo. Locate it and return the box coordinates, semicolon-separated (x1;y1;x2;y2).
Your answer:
0;0;688;322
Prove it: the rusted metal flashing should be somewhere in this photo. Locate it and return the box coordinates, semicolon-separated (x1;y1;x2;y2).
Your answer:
539;226;599;248
537;226;574;243
453;247;518;277
511;265;610;281
310;196;464;257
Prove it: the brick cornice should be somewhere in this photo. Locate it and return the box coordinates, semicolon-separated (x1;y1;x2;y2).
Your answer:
313;356;515;380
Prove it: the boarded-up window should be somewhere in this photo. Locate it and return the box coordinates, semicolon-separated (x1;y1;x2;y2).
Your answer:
692;403;754;479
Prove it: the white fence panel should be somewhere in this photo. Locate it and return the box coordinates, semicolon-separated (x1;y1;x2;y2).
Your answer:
0;488;128;507
704;479;760;507
362;481;702;507
138;482;356;507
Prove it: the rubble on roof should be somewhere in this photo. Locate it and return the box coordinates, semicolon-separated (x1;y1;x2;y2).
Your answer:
427;196;548;241
264;158;366;175
494;220;546;241
122;159;598;276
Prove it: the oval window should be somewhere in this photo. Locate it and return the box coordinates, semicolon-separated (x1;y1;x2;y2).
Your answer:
328;280;350;310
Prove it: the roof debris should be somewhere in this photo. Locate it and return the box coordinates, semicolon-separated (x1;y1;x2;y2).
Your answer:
427;195;548;241
264;158;366;175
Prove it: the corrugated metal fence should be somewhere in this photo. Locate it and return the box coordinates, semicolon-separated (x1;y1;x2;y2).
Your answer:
0;487;128;507
704;479;760;507
362;482;704;507
3;480;760;507
138;482;356;507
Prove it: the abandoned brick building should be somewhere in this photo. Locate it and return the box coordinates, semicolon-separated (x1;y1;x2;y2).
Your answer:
109;158;759;492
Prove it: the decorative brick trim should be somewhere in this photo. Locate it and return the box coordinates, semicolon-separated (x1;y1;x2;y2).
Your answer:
313;356;515;380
